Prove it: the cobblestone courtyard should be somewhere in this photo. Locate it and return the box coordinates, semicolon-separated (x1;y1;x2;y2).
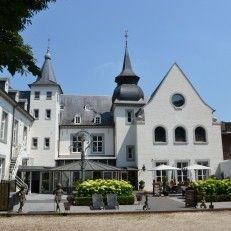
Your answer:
0;212;231;231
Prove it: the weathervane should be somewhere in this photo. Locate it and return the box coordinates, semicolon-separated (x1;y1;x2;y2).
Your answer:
125;30;128;47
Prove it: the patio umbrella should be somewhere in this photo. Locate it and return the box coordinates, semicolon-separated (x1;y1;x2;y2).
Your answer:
183;164;211;170
148;164;180;182
183;164;211;181
152;164;180;171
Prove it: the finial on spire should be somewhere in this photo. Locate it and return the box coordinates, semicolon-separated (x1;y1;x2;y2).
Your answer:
47;38;50;52
45;38;51;59
125;30;128;47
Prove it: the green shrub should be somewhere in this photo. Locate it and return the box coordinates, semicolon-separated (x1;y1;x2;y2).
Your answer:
192;178;231;202
75;195;135;206
75;197;92;206
76;179;133;197
118;195;135;205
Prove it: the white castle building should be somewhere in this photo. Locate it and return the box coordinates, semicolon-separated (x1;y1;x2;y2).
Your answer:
0;42;224;192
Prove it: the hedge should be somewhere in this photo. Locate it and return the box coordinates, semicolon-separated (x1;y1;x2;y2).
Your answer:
76;179;133;197
192;178;231;202
75;195;135;206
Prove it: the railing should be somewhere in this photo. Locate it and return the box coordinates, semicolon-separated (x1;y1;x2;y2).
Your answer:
10;145;22;180
10;139;26;180
15;176;28;191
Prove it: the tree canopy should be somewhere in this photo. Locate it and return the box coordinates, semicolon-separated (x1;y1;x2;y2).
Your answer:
0;0;56;76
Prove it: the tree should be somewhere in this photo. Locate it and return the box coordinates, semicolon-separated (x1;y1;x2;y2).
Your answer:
0;0;56;76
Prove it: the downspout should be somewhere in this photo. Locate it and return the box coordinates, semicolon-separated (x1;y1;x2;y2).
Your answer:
10;105;16;159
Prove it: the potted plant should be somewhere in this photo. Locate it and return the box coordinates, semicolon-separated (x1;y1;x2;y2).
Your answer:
139;180;145;190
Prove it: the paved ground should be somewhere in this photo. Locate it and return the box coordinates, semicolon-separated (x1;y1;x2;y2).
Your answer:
8;193;229;213
1;212;231;231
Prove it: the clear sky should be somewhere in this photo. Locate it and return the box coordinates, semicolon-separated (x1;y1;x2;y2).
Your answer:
2;0;231;121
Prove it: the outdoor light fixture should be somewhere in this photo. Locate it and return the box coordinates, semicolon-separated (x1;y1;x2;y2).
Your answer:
142;164;146;172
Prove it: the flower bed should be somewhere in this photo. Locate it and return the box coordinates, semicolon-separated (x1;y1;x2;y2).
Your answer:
76;179;133;197
75;179;134;205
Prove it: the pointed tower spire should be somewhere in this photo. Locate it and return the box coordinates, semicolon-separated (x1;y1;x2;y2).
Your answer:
112;32;144;102
29;41;63;93
33;42;57;85
115;31;140;85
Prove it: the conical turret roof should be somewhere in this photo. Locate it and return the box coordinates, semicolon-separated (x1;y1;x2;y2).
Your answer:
115;45;140;85
29;49;63;93
32;50;57;85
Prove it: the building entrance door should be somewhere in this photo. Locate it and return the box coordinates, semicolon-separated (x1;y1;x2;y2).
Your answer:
31;172;40;193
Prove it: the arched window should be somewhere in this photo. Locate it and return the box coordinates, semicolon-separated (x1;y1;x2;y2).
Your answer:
195;126;206;142
154;126;166;142
175;126;186;142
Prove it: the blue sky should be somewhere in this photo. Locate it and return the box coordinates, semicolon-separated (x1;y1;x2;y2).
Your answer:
3;0;231;120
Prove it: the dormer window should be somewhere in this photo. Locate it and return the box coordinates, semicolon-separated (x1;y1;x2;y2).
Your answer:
74;115;81;124
94;115;101;124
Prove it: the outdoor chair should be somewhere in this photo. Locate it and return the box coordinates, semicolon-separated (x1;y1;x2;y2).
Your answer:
90;193;105;210
106;194;119;210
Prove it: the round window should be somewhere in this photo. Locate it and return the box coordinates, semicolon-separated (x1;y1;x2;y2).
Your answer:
172;94;185;107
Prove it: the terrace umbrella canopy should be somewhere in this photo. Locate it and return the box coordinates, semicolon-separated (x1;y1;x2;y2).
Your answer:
148;164;180;182
183;164;211;181
149;164;180;171
183;164;211;170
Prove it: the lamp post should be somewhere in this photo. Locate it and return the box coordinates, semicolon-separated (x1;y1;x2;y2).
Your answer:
75;130;92;182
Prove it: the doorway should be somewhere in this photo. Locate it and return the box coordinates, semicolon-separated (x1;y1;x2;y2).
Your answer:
31;172;40;193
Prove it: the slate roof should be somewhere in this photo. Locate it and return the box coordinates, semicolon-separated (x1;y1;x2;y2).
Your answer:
32;51;57;85
60;95;113;126
51;160;122;171
29;50;63;93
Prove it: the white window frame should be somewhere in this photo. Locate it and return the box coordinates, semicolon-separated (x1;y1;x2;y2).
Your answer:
92;134;104;154
12;120;18;146
126;145;135;161
46;91;52;100
176;162;189;182
34;109;39;120
34;91;40;100
44;137;50;149
45;109;51;120
94;115;101;124
0;158;4;181
0;111;8;142
155;161;168;182
74;115;81;124
71;135;82;153
32;137;38;149
23;126;27;150
196;161;209;180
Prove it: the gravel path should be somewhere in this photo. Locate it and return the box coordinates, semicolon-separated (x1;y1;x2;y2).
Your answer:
0;211;231;231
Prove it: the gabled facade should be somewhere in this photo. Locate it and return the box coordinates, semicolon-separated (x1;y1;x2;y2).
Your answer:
0;42;225;192
136;64;223;190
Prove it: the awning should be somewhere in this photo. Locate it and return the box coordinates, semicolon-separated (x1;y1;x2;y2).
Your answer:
51;160;123;171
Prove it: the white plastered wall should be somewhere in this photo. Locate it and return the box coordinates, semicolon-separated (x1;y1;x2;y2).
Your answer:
137;64;223;191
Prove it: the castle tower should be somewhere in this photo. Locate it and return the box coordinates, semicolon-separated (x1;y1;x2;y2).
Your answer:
112;33;145;186
29;49;62;167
